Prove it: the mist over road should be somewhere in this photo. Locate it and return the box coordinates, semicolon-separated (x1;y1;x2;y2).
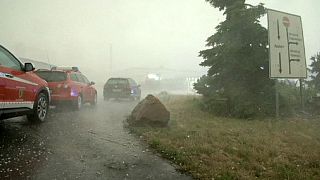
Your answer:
0;97;190;180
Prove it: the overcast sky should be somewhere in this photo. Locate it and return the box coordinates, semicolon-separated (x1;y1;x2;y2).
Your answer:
0;0;319;80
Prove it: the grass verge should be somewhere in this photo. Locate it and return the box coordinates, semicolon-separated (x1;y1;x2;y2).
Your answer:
129;95;320;179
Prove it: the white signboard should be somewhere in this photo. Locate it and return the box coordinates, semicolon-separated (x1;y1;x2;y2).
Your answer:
268;9;307;78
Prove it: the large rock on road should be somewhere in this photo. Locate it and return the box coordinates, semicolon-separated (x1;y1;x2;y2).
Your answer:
128;95;170;127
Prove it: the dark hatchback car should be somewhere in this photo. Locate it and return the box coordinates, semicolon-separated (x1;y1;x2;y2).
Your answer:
103;78;141;101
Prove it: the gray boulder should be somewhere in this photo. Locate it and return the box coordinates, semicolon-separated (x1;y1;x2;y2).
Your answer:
128;95;170;127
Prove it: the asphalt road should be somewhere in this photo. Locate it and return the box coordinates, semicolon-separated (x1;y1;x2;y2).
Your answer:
0;97;191;180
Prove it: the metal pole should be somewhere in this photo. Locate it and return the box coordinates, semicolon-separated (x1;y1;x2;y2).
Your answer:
275;80;280;118
109;44;113;76
299;79;304;112
46;49;52;69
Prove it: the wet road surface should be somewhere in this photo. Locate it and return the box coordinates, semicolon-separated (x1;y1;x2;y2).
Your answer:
0;98;191;180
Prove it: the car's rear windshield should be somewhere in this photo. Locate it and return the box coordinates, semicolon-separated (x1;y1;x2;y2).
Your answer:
35;71;67;82
107;78;128;85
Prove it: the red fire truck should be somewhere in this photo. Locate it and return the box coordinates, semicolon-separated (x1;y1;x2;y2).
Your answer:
0;45;50;122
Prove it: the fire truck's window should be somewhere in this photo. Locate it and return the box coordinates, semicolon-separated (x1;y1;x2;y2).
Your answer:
0;47;22;71
81;74;90;84
75;74;85;83
35;71;67;82
70;74;78;82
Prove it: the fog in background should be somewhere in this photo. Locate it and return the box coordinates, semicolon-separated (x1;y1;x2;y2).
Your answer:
0;0;319;84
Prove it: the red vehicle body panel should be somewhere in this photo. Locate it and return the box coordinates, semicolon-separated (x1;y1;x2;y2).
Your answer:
1;66;47;103
0;45;50;120
35;70;96;105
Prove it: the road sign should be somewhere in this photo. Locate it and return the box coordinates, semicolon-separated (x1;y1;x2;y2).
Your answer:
267;9;307;78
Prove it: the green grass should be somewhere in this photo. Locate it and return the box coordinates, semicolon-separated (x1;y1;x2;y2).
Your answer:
130;96;320;180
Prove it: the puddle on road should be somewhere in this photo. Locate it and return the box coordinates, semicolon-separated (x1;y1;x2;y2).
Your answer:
105;161;129;171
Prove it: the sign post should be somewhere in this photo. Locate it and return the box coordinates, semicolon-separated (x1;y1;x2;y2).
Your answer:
299;79;305;111
267;9;307;117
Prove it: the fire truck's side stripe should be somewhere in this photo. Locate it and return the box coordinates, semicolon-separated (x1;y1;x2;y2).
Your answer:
0;73;38;86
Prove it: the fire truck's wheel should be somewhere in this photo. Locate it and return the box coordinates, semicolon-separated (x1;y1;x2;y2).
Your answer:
90;93;97;106
27;92;49;123
73;95;83;110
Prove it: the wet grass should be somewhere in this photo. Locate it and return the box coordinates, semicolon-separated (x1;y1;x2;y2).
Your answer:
130;96;320;179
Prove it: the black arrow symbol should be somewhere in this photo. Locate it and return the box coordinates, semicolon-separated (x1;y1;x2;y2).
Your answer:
279;52;282;73
289;42;298;45
289;59;300;74
277;19;280;40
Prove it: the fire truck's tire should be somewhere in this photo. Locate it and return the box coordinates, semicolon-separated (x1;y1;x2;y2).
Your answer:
90;93;97;106
27;92;49;123
73;95;83;111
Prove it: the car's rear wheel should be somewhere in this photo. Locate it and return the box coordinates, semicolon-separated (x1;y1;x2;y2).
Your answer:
27;92;49;123
73;95;83;110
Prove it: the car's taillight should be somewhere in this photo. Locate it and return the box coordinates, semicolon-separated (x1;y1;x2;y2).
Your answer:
70;88;78;97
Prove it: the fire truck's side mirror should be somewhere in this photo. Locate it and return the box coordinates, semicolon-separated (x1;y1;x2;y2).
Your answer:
25;63;35;72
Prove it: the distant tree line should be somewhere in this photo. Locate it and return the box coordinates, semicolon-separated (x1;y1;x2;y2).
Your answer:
308;53;320;90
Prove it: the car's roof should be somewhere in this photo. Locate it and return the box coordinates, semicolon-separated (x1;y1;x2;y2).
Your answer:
108;77;131;80
36;69;81;73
